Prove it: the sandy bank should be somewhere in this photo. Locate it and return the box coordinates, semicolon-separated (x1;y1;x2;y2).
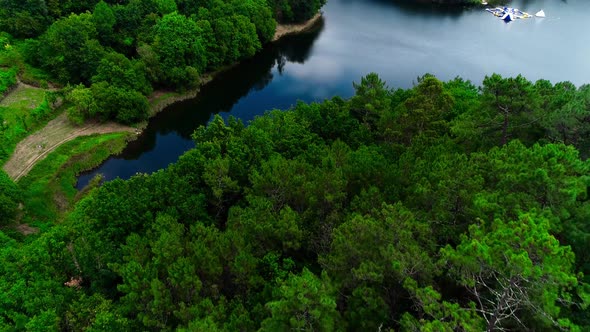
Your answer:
273;13;323;42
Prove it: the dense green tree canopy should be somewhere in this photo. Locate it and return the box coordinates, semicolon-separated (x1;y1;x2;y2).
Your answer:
1;0;325;124
2;72;590;330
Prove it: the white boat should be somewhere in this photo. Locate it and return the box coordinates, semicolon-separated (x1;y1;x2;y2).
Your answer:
535;10;546;18
486;7;532;21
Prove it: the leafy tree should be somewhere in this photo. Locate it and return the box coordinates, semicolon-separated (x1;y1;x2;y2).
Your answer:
113;213;226;329
268;0;326;23
92;1;116;41
152;12;206;87
288;0;326;22
154;0;177;15
64;294;130;331
92;51;152;95
65;84;98;125
388;75;452;145
454;74;540;149
401;278;485;331
538;82;590;154
206;14;261;66
231;0;276;44
91;82;149;124
321;203;436;327
38;13;104;84
0;170;21;224
441;214;588;331
227;196;303;257
350;72;391;129
0;0;50;37
260;268;342;331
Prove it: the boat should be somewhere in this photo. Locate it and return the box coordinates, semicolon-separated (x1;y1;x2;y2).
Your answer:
535;10;546;18
485;7;532;21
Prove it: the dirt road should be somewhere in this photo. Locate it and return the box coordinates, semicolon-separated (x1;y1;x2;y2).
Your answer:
3;113;135;181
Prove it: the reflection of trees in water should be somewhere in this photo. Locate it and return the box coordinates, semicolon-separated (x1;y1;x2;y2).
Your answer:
276;17;325;74
116;19;325;158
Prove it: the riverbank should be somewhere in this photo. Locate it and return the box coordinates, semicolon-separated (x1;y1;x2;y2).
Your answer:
272;13;323;42
3;13;324;184
148;13;324;115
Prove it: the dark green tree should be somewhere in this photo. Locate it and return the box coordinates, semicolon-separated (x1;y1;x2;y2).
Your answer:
260;268;342;331
0;170;21;225
38;13;104;84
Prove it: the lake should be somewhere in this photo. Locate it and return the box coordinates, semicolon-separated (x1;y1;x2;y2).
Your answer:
76;0;590;188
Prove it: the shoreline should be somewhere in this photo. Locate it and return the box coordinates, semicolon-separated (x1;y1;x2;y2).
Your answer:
146;13;324;119
272;13;323;42
139;13;324;129
4;13;324;184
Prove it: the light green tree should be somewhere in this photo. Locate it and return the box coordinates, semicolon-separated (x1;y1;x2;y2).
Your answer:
441;214;588;331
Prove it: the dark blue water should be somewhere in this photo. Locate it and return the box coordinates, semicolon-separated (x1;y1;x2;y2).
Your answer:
77;0;590;188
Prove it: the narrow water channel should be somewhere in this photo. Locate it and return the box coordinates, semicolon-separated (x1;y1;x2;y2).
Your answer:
77;0;590;189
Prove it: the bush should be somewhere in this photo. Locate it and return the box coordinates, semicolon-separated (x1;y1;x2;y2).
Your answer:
0;67;18;96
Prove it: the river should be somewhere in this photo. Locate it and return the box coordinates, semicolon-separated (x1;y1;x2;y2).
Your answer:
76;0;590;188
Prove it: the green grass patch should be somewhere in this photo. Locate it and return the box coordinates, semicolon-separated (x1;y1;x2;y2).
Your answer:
1;35;52;88
0;67;17;95
0;85;46;109
151;91;180;105
0;90;60;164
19;64;51;88
18;132;129;222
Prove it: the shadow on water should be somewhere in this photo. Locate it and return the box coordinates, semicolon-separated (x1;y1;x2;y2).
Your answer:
145;18;324;141
75;20;324;189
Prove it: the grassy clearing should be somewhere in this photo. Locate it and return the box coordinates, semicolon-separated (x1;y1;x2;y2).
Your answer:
3;112;135;181
19;64;52;88
0;87;58;164
18;132;129;223
0;84;47;109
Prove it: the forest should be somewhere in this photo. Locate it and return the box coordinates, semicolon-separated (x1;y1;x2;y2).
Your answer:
0;0;326;125
1;0;590;331
1;71;590;330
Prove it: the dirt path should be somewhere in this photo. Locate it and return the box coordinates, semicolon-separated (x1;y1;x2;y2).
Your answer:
3;113;135;181
273;13;323;42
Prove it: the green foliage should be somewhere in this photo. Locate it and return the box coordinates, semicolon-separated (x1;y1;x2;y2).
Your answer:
0;96;57;164
93;52;152;95
260;268;342;331
0;67;18;96
4;72;590;331
0;170;21;224
441;214;584;330
18;132;129;222
67;81;150;125
91;82;149;124
152;12;206;88
0;0;50;37
65;84;97;125
268;0;326;23
401;278;485;331
231;0;277;44
1;0;319;125
92;1;116;44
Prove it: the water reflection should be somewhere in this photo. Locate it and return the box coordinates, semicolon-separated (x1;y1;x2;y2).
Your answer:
75;20;324;189
77;0;590;188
